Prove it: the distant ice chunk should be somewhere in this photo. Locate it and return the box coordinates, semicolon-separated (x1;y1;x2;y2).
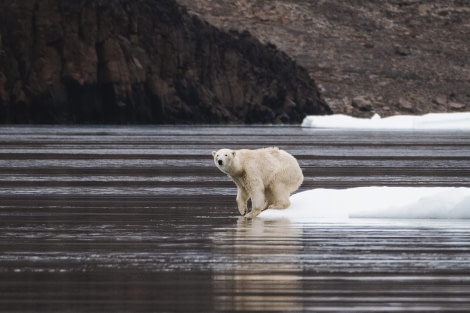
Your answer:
301;112;470;130
258;187;470;220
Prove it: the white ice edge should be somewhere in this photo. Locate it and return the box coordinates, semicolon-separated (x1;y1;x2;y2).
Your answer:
301;112;470;130
258;187;470;220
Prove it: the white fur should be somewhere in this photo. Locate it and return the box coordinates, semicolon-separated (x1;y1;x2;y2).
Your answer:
212;147;303;218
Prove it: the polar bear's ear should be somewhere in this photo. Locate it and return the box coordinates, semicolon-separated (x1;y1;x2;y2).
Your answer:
212;151;216;157
232;151;236;157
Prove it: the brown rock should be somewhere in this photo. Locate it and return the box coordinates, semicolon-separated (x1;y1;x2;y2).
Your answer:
434;95;448;106
352;96;372;111
80;8;98;46
398;98;413;111
28;47;62;93
448;101;466;110
63;33;98;85
99;39;131;89
35;1;63;44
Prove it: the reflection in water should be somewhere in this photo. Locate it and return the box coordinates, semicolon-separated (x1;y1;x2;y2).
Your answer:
211;218;470;312
213;218;303;311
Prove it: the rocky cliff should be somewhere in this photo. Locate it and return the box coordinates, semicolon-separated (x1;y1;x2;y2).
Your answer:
0;0;330;124
178;0;470;117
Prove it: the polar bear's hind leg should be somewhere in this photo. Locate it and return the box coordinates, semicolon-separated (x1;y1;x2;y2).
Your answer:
266;183;291;210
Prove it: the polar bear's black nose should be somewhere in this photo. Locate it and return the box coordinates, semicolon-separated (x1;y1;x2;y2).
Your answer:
218;160;223;165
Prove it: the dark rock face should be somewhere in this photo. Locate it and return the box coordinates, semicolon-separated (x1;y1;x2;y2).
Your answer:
0;0;330;124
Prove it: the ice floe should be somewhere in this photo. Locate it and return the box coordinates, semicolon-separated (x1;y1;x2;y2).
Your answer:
301;112;470;130
259;187;470;220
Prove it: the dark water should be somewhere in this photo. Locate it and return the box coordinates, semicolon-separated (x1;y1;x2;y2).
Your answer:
1;126;469;312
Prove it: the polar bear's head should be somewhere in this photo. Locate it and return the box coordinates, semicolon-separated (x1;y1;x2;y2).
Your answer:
212;149;236;174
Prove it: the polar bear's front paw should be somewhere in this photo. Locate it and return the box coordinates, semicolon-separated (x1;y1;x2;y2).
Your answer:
244;211;254;218
244;210;260;219
238;207;248;216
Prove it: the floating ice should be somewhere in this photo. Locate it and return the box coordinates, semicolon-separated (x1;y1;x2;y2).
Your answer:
258;187;470;220
301;112;470;130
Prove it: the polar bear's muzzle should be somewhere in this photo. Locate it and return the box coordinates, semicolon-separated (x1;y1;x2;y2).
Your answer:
218;160;223;166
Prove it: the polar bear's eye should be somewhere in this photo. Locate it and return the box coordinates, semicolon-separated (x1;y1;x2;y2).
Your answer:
224;154;228;157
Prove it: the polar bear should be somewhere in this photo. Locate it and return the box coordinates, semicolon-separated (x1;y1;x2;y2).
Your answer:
212;147;303;218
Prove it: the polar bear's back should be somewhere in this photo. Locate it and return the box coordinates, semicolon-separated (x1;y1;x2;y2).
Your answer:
237;147;302;185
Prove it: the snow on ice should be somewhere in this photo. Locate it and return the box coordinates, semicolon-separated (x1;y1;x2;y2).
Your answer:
258;187;470;220
301;112;470;130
